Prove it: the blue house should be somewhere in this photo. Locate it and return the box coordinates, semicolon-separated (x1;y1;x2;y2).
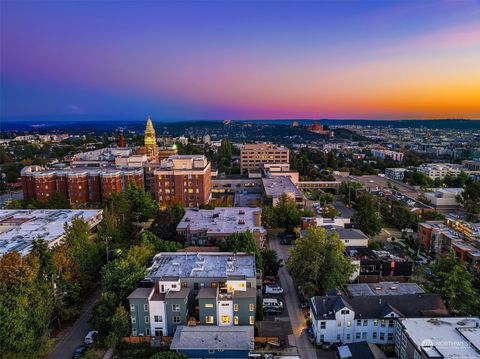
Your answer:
170;326;254;359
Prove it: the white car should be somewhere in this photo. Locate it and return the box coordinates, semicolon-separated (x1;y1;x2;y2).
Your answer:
263;298;284;309
84;330;98;345
265;285;284;294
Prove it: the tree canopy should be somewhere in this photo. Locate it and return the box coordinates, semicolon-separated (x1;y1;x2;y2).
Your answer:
429;250;480;315
353;194;383;236
286;227;355;297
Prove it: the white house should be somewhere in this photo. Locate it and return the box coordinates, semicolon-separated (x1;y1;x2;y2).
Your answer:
309;294;448;346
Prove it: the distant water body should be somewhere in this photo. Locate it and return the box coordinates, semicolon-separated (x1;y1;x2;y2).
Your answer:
1;117;479;132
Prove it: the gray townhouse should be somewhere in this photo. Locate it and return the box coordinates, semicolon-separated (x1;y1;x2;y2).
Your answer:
128;252;257;337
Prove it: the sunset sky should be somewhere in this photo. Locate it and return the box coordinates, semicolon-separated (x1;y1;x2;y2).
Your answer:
1;0;480;120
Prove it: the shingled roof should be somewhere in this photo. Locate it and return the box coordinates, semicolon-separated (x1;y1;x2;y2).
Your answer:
310;294;448;320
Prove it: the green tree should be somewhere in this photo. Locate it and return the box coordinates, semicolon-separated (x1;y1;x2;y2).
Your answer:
125;182;158;221
353;194;383;236
140;231;183;252
63;218;103;286
339;181;362;204
261;205;276;228
219;231;263;269
0;253;54;359
429;250;480;314
422;211;445;221
274;193;301;231
90;291;119;334
261;248;282;276
286;227;355;297
102;258;146;303
457;182;480;222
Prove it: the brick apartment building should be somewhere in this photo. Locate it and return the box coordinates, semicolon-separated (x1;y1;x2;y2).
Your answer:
240;144;289;173
153;155;211;208
21;165;144;204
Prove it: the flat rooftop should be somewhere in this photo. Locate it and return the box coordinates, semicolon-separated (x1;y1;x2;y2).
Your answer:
346;282;424;296
399;317;480;359
171;325;254;351
145;252;256;280
262;176;303;198
0;209;103;256
177;207;265;235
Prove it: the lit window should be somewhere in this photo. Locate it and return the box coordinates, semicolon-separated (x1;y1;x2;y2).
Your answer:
249;316;254;325
221;315;230;324
347;320;351;327
234;304;239;312
205;304;213;308
234;316;239;325
338;321;341;327
206;316;214;324
249;304;254;312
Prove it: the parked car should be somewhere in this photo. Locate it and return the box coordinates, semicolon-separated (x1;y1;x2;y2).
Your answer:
72;345;87;359
280;238;292;245
263;298;284;309
84;330;98;345
262;277;277;286
265;285;284;294
263;307;283;315
299;299;309;309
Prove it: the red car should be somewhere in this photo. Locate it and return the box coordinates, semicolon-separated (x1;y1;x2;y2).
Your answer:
262;277;277;286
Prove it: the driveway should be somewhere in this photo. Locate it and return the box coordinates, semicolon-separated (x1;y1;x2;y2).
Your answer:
269;235;318;359
47;287;102;359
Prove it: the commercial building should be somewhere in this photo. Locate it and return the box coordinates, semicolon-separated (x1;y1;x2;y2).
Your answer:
371;149;404;162
394;317;480;359
423;188;462;209
417;163;462;180
21;165;144;204
176;207;266;247
309;294;448;347
0;209;103;256
418;217;480;272
240;144;289;173
262;163;299;184
128;252;257;337
262;176;304;206
153;155;211;208
385;168;408;181
170;326;254;359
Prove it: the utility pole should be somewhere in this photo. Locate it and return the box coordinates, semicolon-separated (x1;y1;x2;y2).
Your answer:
105;235;111;262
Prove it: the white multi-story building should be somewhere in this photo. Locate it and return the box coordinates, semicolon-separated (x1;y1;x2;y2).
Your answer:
394;317;480;359
417;163;462;180
371;149;404;162
309;294;448;346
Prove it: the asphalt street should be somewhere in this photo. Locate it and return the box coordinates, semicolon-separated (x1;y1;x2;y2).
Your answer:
269;236;318;359
47;287;102;359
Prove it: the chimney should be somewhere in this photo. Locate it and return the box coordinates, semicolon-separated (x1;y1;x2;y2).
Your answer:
254;210;261;227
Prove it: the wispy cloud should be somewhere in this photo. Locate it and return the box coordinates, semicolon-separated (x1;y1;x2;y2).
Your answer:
378;24;480;55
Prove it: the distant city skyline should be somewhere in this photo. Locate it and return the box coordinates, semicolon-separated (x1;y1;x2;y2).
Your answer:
1;0;480;120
